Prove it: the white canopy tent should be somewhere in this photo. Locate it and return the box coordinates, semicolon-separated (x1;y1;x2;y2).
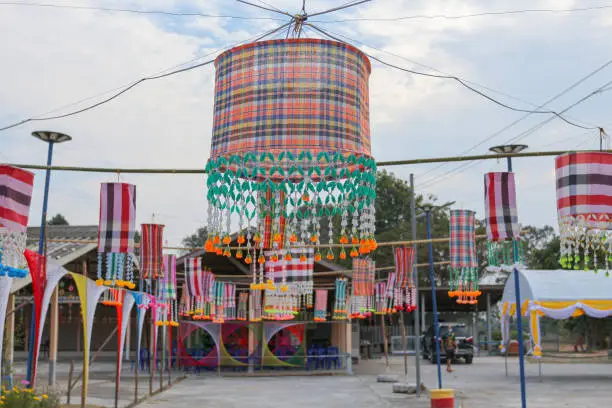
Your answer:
499;269;612;358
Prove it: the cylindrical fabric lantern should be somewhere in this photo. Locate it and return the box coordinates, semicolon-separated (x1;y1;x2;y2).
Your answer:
205;38;376;267
141;224;165;280
96;182;137;288
484;172;523;267
162;254;178;326
449;209;480;304
333;278;348;320
556;152;612;273
0;165;34;276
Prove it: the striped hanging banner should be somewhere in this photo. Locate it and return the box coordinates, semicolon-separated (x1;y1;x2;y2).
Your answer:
314;289;328;322
162;255;177;300
98;183;137;253
394;247;415;288
484;172;519;241
0;165;34;233
185;258;202;297
141;224;164;279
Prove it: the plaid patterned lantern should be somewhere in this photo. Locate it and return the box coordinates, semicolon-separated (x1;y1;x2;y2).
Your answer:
96;183;137;288
449;209;480;304
205;39;376;269
141;224;164;280
484;172;523;266
556;152;612;273
0;165;34;277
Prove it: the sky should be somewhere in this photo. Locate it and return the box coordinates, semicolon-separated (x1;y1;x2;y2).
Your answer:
1;0;612;247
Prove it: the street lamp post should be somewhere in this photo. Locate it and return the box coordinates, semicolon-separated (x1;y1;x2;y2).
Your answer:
26;131;72;386
489;144;528;408
420;201;454;390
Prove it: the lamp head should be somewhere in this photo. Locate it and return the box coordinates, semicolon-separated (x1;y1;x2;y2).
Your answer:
489;144;528;154
31;131;72;144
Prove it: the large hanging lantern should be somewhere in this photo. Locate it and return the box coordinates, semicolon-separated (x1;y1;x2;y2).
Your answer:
449;209;480;304
204;38;376;265
556;152;612;273
0;165;34;277
96;183;137;288
484;172;523;267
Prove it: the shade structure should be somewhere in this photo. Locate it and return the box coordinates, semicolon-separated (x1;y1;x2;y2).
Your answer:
484;172;523;267
0;165;34;277
449;209;480;304
555;152;612;273
204;38;376;267
96;182;137;289
499;268;612;358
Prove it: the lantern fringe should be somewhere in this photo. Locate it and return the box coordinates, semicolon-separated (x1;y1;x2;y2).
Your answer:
0;230;28;277
448;267;481;305
205;151;377;260
559;215;612;275
95;252;137;289
487;240;524;267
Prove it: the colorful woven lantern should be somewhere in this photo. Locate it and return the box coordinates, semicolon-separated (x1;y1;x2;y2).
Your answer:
204;38;376;265
0;165;34;277
556;152;612;273
350;257;375;319
141;224;164;280
484;172;523;266
96;183;137;288
333;278;348;320
449;209;480;304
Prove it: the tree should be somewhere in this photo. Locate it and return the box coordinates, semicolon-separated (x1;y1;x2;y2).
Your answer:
48;214;69;225
182;226;208;249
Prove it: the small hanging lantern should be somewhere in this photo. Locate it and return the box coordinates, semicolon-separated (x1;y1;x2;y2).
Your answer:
350;258;375;319
314;289;328;322
96;183;137;288
333;278;348;320
161;254;179;327
141;224;165;280
556;152;612;273
449;209;480;304
0;165;34;278
484;172;523;267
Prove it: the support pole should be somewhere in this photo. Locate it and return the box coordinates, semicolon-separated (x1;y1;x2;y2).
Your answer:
27;141;54;385
487;293;492;355
421;294;426;336
4;294;15;387
513;268;527;408
426;211;442;389
410;173;421;396
48;287;59;385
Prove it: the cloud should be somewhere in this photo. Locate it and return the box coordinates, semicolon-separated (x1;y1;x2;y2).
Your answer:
2;0;612;247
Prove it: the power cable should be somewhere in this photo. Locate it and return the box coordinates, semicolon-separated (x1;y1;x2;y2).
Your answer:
0;22;292;132
236;0;291;17
306;23;600;131
0;1;287;20
311;4;612;23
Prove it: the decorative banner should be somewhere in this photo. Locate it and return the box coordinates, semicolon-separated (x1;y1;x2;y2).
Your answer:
237;292;249;321
71;273;108;404
116;292;135;399
394;247;415;289
185;257;202;298
449;209;480;304
333;278;348;320
141;224;164;279
24;250;47;386
97;182;137;288
556;152;612;272
484;172;523;266
0;165;34;277
205;38;376;265
314;290;328;322
133;292;151;375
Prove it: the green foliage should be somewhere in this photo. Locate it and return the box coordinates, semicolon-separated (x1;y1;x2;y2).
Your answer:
182;227;208;249
47;214;68;226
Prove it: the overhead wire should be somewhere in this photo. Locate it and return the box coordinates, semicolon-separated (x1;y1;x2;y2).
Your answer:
0;21;293;132
305;23;599;131
0;1;287;20
311;4;612;23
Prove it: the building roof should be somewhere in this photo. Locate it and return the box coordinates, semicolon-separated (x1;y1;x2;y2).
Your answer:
26;225;98;264
501;269;612;304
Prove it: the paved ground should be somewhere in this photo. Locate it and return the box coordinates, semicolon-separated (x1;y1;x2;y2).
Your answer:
13;355;612;407
136;356;612;408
